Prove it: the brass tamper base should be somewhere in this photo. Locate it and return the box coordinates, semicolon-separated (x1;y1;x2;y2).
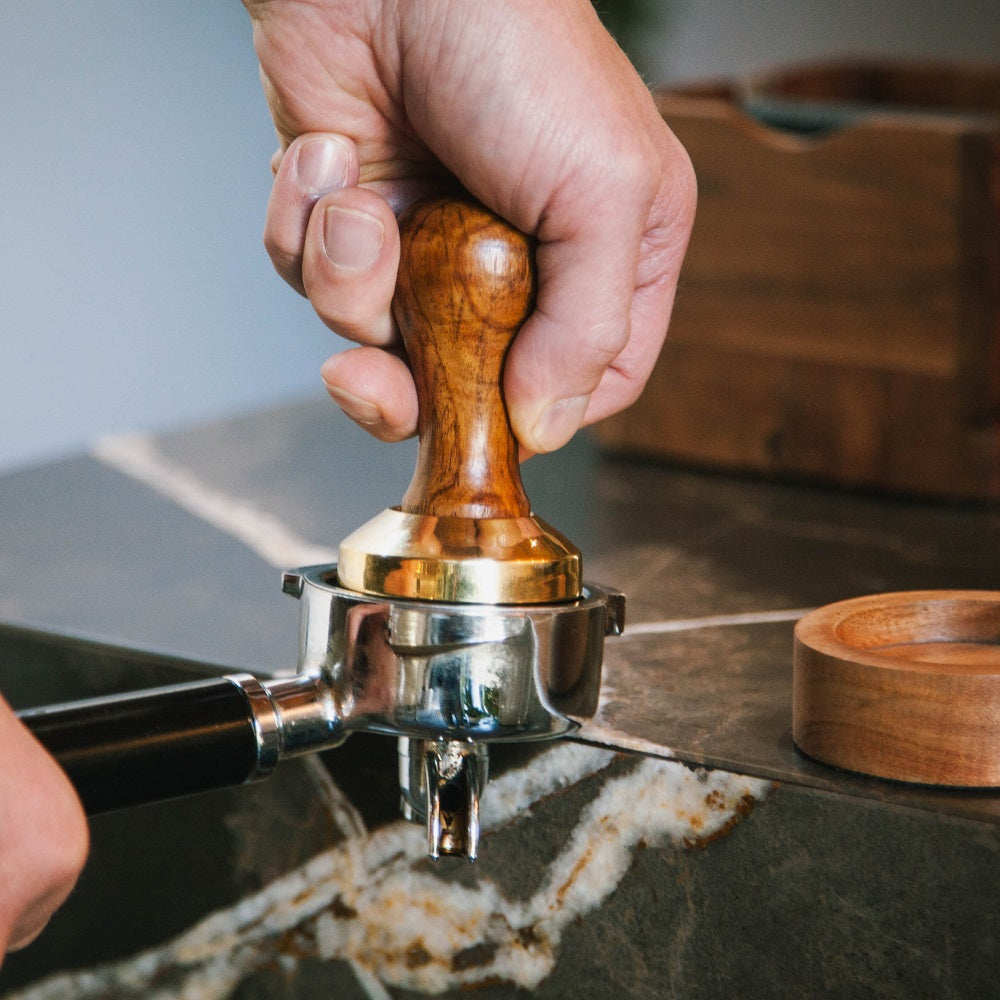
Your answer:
337;507;582;604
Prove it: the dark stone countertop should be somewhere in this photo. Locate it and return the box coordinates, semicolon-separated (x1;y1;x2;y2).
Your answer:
4;395;998;818
3;395;1000;998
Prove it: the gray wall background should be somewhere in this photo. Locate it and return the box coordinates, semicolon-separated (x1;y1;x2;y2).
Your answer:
1;1;997;471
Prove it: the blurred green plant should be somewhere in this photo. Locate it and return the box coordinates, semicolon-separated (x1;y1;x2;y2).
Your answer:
592;0;663;77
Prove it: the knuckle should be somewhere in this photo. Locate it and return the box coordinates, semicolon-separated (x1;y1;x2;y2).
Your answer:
305;275;395;347
263;229;298;270
616;367;650;410
318;300;392;347
263;240;305;293
586;317;631;368
44;789;90;890
611;140;657;195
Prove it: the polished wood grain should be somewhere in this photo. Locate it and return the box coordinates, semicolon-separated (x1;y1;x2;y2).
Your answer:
596;62;1000;500
752;59;1000;117
793;590;1000;786
393;196;535;520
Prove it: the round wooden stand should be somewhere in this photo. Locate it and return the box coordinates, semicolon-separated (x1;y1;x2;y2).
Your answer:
793;590;1000;786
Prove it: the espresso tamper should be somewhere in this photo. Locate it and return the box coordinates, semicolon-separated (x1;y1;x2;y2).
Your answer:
19;195;624;861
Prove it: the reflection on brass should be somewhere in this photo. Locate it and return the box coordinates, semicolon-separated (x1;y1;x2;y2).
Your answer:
337;507;582;604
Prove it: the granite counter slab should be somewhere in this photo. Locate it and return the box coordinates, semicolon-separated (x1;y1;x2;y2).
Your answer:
1;396;999;997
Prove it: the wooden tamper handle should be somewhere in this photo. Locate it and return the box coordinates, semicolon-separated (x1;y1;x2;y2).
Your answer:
393;195;534;521
337;194;580;604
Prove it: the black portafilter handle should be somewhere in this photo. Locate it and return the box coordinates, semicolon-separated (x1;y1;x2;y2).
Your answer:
17;672;335;814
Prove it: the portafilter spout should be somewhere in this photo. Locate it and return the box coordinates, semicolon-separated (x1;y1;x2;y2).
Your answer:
18;195;625;861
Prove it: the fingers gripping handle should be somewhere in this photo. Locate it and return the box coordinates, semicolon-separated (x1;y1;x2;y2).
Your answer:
393;196;535;520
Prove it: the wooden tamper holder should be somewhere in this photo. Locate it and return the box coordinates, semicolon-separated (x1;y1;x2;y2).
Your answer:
793;590;1000;785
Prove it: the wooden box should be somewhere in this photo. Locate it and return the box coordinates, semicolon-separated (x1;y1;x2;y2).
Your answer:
596;61;1000;500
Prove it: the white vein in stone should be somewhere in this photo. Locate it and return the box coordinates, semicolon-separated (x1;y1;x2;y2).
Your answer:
80;430;785;996
92;432;338;569
7;745;772;999
618;608;813;639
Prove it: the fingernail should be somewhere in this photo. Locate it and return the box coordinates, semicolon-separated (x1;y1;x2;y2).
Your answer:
529;394;590;453
326;384;382;427
294;136;349;194
323;206;384;270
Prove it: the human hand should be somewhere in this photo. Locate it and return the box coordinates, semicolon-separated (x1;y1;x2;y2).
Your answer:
243;0;695;455
0;696;88;959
